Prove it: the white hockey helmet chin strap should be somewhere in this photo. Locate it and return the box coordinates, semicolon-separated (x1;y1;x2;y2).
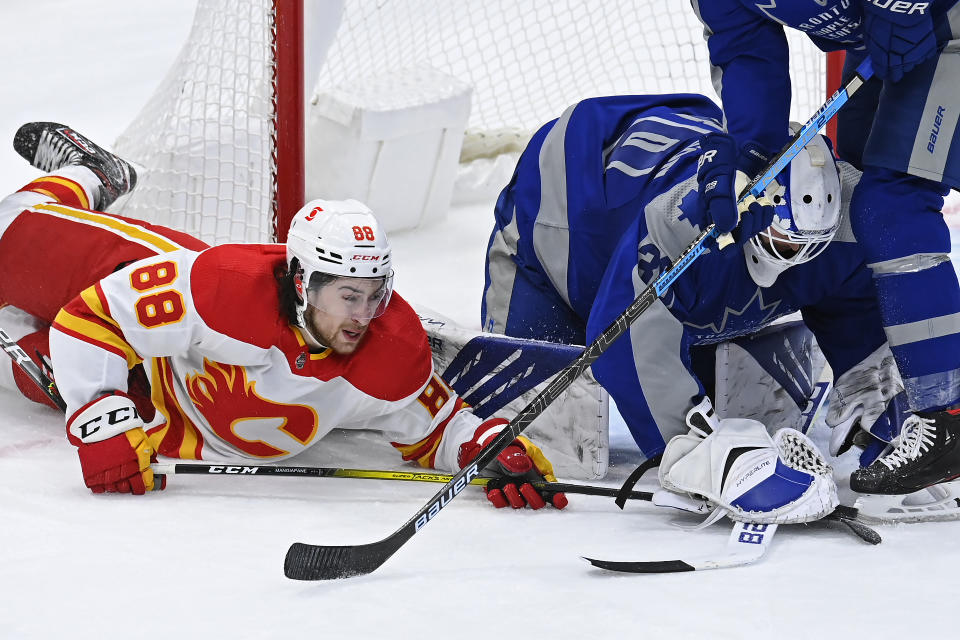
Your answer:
744;132;841;287
285;199;394;337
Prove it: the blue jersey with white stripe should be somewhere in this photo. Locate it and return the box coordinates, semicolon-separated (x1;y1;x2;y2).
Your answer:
483;95;887;454
692;1;960;412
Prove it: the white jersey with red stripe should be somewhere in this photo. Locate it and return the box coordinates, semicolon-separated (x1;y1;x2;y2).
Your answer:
48;242;485;471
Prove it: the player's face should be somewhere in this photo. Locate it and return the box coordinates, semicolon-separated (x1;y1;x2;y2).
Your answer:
304;277;388;354
759;226;801;259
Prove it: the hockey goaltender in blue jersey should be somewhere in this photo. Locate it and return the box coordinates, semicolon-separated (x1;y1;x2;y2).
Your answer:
689;0;960;497
481;94;892;459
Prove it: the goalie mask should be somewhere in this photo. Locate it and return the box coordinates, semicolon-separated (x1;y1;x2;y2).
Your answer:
285;199;394;335
744;132;841;287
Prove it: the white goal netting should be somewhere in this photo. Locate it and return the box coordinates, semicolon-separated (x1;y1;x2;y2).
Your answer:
112;0;827;244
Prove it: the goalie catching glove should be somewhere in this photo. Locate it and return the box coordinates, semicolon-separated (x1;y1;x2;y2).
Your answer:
458;420;568;510
658;397;837;525
66;392;163;494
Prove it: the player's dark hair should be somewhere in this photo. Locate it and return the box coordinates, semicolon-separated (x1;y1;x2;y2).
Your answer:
275;257;340;325
275;261;299;325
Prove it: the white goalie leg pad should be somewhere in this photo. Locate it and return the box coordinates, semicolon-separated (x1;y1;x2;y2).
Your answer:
661;418;838;524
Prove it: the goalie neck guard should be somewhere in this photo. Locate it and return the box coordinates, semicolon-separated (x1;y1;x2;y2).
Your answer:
286;199;394;330
744;132;841;287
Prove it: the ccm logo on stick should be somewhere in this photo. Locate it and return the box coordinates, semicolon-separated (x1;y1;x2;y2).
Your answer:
207;466;260;474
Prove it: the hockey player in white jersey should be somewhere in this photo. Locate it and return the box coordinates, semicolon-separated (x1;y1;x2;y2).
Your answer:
482;94;909;524
692;0;960;497
0;122;567;510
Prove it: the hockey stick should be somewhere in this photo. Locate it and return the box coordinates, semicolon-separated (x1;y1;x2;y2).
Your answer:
283;59;876;581
0;334;639;503
583;505;880;574
586;521;779;574
0;327;65;411
151;461;650;501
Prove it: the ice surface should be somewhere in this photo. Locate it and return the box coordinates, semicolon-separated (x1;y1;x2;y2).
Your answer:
2;3;960;639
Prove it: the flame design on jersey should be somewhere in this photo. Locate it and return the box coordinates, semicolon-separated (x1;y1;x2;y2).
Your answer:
186;359;318;458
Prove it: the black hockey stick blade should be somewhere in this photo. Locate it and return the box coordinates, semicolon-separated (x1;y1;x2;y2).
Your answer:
583;557;696;573
583;521;778;574
285;539;400;580
822;505;881;545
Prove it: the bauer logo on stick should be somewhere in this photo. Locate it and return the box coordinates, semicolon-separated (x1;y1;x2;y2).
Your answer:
0;329;30;364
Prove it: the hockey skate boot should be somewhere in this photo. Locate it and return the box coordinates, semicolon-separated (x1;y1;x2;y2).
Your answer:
13;122;136;210
850;406;960;495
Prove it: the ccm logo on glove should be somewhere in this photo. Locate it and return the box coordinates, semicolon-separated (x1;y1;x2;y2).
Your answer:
68;393;144;443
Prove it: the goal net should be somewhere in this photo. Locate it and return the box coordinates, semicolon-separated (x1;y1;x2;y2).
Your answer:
111;0;831;245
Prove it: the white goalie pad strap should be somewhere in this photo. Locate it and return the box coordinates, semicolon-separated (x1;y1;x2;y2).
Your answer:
651;488;712;515
685;396;719;437
67;394;144;443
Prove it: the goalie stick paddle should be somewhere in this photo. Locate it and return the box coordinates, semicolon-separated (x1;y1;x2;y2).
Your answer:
584;521;779;574
582;506;880;574
283;60;877;582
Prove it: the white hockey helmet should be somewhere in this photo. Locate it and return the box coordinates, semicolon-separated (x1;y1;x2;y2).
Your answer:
285;199;394;326
744;132;841;287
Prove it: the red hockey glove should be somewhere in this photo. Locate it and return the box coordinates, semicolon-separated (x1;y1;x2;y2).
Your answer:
67;392;163;494
458;421;568;510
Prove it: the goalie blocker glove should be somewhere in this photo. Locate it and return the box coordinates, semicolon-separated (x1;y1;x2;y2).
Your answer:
66;392;163;494
458;420;568;510
659;398;838;525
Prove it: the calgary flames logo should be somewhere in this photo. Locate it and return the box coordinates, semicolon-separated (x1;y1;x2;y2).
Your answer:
186;359;318;458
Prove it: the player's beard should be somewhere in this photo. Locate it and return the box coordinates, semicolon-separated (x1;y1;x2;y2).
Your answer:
304;307;369;355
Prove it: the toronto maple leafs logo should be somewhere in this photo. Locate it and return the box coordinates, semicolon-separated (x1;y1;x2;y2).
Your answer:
683;288;790;342
677;187;701;227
